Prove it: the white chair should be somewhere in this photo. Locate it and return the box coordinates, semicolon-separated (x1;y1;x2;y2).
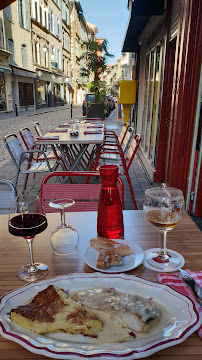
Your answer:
0;179;17;213
4;133;64;194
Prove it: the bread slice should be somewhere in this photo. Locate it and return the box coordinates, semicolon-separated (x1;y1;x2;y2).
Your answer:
96;249;122;269
71;288;160;334
10;285;102;336
90;237;133;256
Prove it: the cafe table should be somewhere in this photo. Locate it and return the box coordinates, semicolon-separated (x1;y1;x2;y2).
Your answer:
0;210;202;359
35;121;104;173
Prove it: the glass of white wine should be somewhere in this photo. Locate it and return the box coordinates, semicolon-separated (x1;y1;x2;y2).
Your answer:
143;186;184;271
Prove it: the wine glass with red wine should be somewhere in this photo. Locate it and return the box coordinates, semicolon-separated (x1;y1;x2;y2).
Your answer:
8;194;49;282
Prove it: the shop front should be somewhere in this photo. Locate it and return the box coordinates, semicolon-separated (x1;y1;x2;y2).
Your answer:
36;80;48;107
0;63;13;112
12;67;36;112
0;72;7;111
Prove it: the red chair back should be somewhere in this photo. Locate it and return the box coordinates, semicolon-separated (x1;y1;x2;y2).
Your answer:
126;134;141;170
41;171;124;213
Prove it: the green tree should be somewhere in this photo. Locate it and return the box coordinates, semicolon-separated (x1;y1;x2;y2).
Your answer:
80;39;114;102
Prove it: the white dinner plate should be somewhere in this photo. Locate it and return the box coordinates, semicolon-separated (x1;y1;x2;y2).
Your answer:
0;273;201;360
83;241;144;272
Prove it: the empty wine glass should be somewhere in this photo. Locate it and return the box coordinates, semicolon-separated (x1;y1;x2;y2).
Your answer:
49;199;79;255
143;186;184;271
8;194;49;282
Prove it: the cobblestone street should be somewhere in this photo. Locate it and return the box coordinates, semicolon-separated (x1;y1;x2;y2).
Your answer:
0;105;155;210
0;105;201;229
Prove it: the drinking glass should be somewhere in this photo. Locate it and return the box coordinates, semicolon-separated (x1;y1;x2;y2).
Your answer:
8;194;49;282
143;186;184;271
49;199;79;255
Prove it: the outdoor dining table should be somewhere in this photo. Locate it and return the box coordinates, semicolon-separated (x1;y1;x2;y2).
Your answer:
35;120;105;173
0;210;202;359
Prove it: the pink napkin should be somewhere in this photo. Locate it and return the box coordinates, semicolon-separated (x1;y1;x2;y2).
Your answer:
36;136;59;140
86;121;103;124
157;270;202;339
84;130;103;135
49;129;68;133
58;124;71;128
87;125;103;128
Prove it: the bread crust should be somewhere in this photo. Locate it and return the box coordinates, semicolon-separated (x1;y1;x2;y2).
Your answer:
96;249;122;269
90;237;133;256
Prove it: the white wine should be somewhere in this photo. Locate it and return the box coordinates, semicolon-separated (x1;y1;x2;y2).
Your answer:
146;209;181;231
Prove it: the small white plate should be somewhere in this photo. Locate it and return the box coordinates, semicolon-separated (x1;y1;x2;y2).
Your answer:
83;241;144;273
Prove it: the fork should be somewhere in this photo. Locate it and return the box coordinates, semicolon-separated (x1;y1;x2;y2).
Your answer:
175;270;202;304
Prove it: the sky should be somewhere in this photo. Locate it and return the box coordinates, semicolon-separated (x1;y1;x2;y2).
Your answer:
79;0;130;65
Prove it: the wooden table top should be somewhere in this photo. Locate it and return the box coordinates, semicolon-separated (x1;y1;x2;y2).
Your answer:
0;210;201;359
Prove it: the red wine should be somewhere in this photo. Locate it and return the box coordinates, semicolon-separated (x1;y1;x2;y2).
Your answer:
9;214;47;238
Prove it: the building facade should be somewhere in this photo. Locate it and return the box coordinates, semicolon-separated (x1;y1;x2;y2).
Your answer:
122;0;202;216
1;0;36;113
0;0;97;112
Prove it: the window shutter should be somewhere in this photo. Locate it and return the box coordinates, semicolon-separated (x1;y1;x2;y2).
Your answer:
37;0;40;23
59;20;62;41
67;7;70;25
24;1;30;30
41;4;45;27
53;13;58;36
32;0;36;19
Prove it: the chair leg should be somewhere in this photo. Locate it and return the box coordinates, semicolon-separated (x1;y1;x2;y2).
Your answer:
125;171;138;210
22;173;29;194
14;170;20;190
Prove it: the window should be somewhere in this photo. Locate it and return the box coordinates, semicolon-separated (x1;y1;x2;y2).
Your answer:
49;8;53;32
0;18;5;49
43;45;48;67
8;38;15;65
62;1;69;25
141;43;164;167
41;4;48;29
63;32;69;51
21;44;28;68
35;42;40;64
18;0;30;30
4;5;12;21
50;45;58;68
18;0;24;27
32;0;40;22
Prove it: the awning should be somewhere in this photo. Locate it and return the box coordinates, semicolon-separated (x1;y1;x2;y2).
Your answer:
122;0;164;53
12;68;36;78
0;65;12;74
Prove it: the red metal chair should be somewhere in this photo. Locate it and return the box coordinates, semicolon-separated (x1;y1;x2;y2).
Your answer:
91;134;141;210
104;124;129;146
41;171;124;213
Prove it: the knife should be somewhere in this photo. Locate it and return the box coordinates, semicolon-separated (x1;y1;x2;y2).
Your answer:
179;269;202;302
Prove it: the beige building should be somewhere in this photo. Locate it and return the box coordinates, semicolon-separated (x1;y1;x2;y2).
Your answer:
0;0;99;112
2;0;36;112
70;0;85;105
102;53;136;95
31;0;65;108
62;0;71;104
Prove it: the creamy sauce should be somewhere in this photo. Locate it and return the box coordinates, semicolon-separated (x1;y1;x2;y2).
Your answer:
88;303;170;344
71;288;160;323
